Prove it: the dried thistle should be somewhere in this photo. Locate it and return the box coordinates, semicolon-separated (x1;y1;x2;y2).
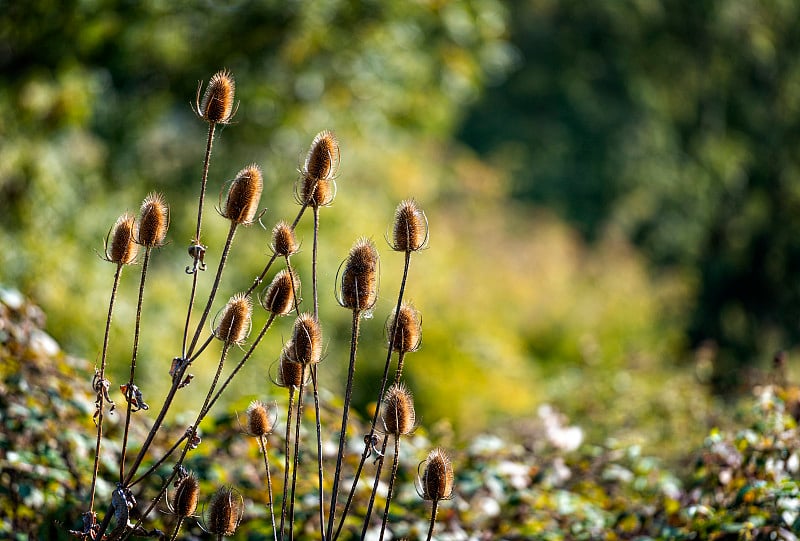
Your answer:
195;69;236;124
276;343;305;388
391;199;428;252
214;293;252;345
291;313;322;365
205;487;243;537
420;448;454;502
299;130;339;207
246;400;276;438
339;237;379;312
105;213;139;265
172;473;200;518
260;269;299;316
222;164;263;225
388;302;422;353
271;220;299;257
136;192;169;247
382;383;416;436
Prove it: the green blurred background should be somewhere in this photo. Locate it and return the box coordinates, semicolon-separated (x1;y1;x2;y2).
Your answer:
3;0;800;460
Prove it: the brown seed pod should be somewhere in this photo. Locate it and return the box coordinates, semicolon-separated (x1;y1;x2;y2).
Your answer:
205;486;243;536
299;130;338;207
421;448;454;502
106;213;139;265
223;164;263;225
172;473;199;518
260;269;298;316
339;238;379;312
276;342;305;388
391;199;428;252
387;302;422;353
271;220;298;257
196;69;236;124
291;313;322;365
382;383;416;436
246;400;275;437
214;293;252;344
136;192;169;247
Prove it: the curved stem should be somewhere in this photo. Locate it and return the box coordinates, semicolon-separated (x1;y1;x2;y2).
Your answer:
259;435;278;541
119;247;152;484
378;436;401;541
360;434;389;539
326;310;361;539
89;263;123;513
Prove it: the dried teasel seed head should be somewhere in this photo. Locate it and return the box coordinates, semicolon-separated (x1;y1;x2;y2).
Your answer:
223;164;263;225
382;383;416;436
421;448;454;502
291;313;322;365
214;293;252;344
136;192;169;247
198;69;236;124
205;486;243;536
260;269;298;316
246;400;275;437
172;473;199;518
106;213;139;265
392;199;428;252
339;238;379;312
388;302;422;353
276;342;305;388
300;130;339;207
271;220;298;257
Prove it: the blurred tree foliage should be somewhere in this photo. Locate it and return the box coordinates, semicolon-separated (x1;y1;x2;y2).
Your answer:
460;0;800;390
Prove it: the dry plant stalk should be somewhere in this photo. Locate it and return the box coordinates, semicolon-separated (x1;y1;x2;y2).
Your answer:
75;70;453;541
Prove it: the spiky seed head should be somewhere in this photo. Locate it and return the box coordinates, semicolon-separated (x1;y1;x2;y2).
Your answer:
223;164;263;225
246;400;275;437
205;486;243;536
339;238;379;312
276;342;305;388
382;383;416;436
261;269;298;316
291;313;322;365
300;130;338;207
392;199;427;252
214;293;252;344
388;302;422;353
107;213;139;264
136;192;169;247
198;70;236;124
422;448;454;502
172;473;199;518
271;220;298;257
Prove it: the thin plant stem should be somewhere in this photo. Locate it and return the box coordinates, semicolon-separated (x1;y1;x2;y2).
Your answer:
312;206;320;317
182;122;216;358
128;433;187;488
425;500;439;541
167;516;185;541
119;247;152;484
311;365;326;540
326;310;362;540
393;351;407;385
259;435;278;541
378;436;401;541
279;386;296;540
89;263;122;513
333;250;412;540
288;366;307;541
285;255;301;317
360;434;389;539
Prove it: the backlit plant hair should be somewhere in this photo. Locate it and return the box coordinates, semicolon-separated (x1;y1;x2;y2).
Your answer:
222;164;263;225
194;69;237;125
419;448;455;541
136;192;169;248
205;486;244;538
105;213;139;265
214;293;252;345
260;269;298;316
391;199;428;253
299;130;339;208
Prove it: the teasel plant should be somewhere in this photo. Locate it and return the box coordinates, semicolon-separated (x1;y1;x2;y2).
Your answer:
418;448;455;541
75;69;455;541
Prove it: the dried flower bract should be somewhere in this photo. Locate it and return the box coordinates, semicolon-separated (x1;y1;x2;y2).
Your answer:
339;237;379;312
172;473;199;518
392;199;428;252
261;269;298;316
136;192;169;247
205;486;243;536
421;448;454;502
291;313;322;365
276;343;305;388
388;302;422;353
223;164;263;225
106;213;139;265
382;383;416;436
246;400;275;437
214;293;252;344
299;130;339;207
271;220;298;257
196;69;236;124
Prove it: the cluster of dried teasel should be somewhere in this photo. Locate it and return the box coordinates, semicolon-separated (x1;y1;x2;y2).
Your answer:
74;70;454;541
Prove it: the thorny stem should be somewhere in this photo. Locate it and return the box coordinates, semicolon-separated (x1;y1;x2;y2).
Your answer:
186;221;238;357
89;263;122;513
333;250;412;540
361;434;389;538
259;435;278;541
288;366;307;541
182;122;216;358
167;516;185;541
119;247;152;484
326;310;362;540
279;386;296;540
425;500;439;541
378;436;401;541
